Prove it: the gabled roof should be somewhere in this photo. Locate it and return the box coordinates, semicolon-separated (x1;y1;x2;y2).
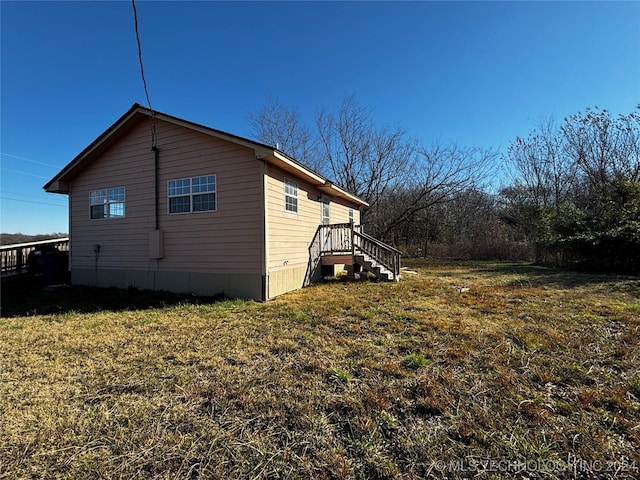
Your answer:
43;103;368;207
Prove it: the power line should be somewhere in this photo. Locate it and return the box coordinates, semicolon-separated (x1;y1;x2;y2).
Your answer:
1;190;67;205
0;168;50;180
0;196;67;207
131;0;157;148
0;152;60;169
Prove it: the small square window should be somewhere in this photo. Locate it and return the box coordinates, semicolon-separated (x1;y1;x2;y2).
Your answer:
109;202;124;217
91;204;106;220
193;193;216;212
169;196;191;214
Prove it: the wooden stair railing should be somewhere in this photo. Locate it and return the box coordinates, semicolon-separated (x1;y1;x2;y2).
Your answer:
305;224;401;283
353;230;401;281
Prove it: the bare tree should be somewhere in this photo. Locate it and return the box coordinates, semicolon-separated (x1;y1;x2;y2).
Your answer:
375;142;498;239
561;106;640;201
500;105;640;270
249;95;500;253
315;95;416;209
247;96;321;171
507;117;579;210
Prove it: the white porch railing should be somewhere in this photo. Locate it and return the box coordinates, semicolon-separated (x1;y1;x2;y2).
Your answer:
0;238;69;276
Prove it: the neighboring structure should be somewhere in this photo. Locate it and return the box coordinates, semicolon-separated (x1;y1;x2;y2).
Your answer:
45;104;399;301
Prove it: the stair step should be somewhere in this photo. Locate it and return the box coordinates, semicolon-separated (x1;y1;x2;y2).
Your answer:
353;252;394;281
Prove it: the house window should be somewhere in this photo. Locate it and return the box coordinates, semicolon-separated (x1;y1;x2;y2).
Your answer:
90;187;125;219
284;178;298;213
349;207;354;223
321;197;330;224
168;175;216;214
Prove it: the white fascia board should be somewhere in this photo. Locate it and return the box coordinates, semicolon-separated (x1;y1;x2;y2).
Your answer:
268;151;326;184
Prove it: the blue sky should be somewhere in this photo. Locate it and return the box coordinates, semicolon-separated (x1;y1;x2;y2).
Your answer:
1;1;639;235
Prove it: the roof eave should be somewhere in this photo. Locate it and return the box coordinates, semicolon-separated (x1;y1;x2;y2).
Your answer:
264;152;368;206
318;183;369;207
43;103;369;207
45;180;69;194
267;151;326;184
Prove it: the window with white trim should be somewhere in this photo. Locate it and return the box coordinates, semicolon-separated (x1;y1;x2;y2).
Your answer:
349;207;354;223
90;187;125;219
168;175;216;214
321;197;330;224
284;178;298;213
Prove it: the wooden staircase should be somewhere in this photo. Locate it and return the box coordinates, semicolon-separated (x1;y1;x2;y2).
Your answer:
353;252;395;281
305;223;401;285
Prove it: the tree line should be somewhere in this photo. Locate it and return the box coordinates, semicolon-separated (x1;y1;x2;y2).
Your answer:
249;97;639;273
1;233;68;246
502;107;640;273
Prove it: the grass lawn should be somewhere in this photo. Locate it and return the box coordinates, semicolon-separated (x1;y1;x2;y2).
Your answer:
1;260;639;479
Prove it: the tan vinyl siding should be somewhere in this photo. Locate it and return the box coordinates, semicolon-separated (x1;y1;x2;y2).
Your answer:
326;196;361;225
265;165;361;298
265;166;322;271
268;266;308;298
70;121;153;271
69;118;263;277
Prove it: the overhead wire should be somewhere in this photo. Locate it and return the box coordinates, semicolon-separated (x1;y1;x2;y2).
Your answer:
131;0;161;232
0;196;67;207
2;190;68;204
0;168;50;180
131;0;157;148
0;152;60;169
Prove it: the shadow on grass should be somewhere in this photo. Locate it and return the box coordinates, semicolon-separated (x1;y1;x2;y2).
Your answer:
403;258;639;290
475;262;639;290
1;275;224;318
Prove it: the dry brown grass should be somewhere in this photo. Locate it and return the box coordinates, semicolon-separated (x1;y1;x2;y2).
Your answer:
1;260;639;479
